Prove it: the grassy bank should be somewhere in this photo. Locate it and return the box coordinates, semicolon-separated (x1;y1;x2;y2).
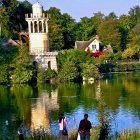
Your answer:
1;127;140;140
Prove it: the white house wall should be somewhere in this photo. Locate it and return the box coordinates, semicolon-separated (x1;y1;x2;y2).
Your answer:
88;39;100;53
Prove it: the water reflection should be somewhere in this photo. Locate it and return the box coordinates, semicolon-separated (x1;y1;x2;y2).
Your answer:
95;80;101;100
31;88;59;133
1;72;140;138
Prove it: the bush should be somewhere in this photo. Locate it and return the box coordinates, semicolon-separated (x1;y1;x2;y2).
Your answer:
99;53;112;62
122;47;135;59
38;68;57;83
57;49;94;70
114;51;122;60
58;61;79;82
99;62;140;73
11;68;33;84
0;64;10;84
81;63;100;79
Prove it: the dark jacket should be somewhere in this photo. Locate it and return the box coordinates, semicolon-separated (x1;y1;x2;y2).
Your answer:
19;134;24;140
78;119;92;133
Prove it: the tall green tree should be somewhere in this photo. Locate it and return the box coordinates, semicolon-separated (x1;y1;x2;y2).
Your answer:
61;13;76;49
91;12;104;34
46;7;64;50
49;23;64;51
11;44;33;83
97;18;121;52
13;1;32;32
74;16;94;41
0;0;32;38
119;15;131;51
105;12;117;20
128;5;140;28
46;7;76;50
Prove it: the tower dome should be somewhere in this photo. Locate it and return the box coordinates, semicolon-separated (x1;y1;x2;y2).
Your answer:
32;1;42;17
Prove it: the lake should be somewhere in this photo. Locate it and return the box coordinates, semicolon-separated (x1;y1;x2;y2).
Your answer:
1;72;140;138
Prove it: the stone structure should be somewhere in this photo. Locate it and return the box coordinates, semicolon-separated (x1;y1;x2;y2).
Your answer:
25;0;58;71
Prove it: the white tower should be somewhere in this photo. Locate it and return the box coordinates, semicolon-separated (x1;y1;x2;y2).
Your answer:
25;1;58;71
25;0;49;54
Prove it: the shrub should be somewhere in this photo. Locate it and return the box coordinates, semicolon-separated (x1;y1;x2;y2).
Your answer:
38;68;57;83
11;68;33;84
0;64;10;84
81;63;100;79
114;51;122;60
122;47;135;59
58;61;79;82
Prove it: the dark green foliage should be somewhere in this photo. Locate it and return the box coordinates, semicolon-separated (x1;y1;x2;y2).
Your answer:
46;7;76;50
74;17;95;41
38;68;57;83
113;51;122;60
10;44;33;84
98;63;115;73
0;0;31;39
119;15;131;51
128;5;140;28
11;68;33;84
57;49;98;81
99;62;140;73
0;43;18;84
57;49;94;70
0;64;10;84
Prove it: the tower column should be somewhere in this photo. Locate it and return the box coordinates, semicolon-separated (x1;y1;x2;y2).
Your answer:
28;21;31;33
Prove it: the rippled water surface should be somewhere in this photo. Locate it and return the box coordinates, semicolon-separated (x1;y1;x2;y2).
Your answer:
1;72;140;137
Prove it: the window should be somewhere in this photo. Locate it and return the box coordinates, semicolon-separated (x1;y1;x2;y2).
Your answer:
92;45;96;52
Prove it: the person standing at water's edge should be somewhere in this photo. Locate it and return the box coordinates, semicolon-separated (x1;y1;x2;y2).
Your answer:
58;113;68;140
78;114;92;140
18;129;24;140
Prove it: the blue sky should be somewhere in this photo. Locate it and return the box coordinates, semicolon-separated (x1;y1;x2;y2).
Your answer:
26;0;140;21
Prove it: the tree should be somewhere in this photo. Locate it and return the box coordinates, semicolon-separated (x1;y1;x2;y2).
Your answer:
61;13;76;49
13;1;32;32
46;7;76;50
126;21;140;59
97;18;121;52
81;63;100;80
11;44;33;83
119;15;131;51
104;12;118;21
46;7;64;50
128;5;140;28
48;23;64;51
91;12;105;34
128;21;140;47
57;49;94;70
58;61;79;82
0;0;32;38
74;16;94;41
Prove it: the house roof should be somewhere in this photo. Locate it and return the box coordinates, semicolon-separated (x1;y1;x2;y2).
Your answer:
75;41;90;50
103;44;113;53
75;35;101;50
0;37;19;48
